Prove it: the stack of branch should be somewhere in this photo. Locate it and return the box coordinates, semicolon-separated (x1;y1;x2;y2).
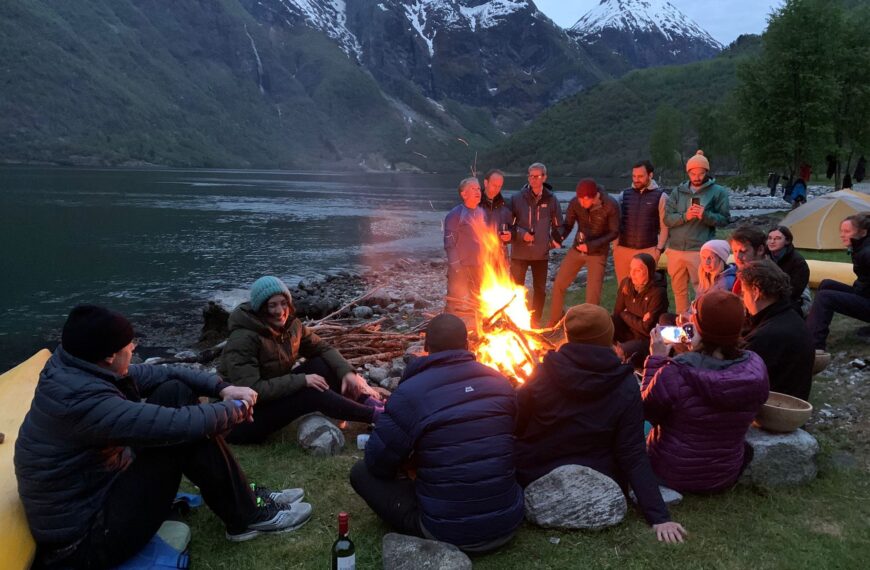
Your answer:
306;289;422;366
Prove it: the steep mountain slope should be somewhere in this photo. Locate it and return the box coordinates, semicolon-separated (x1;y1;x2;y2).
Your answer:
569;0;722;73
484;36;759;176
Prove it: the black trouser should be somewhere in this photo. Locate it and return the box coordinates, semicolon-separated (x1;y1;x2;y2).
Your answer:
227;356;375;444
510;258;549;324
349;461;423;538
613;314;650;369
37;381;258;569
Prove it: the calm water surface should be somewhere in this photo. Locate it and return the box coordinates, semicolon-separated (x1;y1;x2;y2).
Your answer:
1;166;607;369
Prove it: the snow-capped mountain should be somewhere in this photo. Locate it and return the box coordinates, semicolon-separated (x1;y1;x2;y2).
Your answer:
569;0;722;71
242;0;598;116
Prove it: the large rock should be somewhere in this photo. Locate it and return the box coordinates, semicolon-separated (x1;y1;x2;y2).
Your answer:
352;305;374;319
367;366;389;383
524;465;626;530
740;427;819;487
381;533;471;570
296;414;345;456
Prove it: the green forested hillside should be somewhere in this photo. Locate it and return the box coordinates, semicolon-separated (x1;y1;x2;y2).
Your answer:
0;0;501;170
485;36;761;177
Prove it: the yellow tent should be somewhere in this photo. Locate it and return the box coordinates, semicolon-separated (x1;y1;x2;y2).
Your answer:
781;189;870;250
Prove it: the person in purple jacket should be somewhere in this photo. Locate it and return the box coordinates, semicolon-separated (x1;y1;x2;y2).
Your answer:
641;289;769;494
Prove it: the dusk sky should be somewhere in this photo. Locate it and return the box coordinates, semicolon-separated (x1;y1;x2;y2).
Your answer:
534;0;784;45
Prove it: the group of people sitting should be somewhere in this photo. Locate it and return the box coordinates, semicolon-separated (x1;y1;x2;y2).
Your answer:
14;163;870;566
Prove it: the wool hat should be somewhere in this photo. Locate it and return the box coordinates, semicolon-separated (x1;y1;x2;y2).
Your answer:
686;150;710;173
700;239;731;265
61;304;135;363
564;304;614;347
250;276;292;312
693;289;744;346
575;178;599;199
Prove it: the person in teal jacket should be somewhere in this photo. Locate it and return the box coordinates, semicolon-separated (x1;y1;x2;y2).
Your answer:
663;150;730;314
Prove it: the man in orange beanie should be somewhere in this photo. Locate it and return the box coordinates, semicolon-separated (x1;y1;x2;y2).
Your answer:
663;151;731;315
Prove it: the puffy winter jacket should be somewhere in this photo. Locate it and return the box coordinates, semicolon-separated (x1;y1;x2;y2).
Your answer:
770;245;810;314
516;344;670;525
850;235;870;298
218;303;353;402
744;299;814;400
558;193;620;256
15;346;240;545
365;350;524;546
509;184;563;260
664;178;730;251
444;204;485;267
641;351;769;493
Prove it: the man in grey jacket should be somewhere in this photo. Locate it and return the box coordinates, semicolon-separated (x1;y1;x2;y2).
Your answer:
509;162;563;325
15;305;312;568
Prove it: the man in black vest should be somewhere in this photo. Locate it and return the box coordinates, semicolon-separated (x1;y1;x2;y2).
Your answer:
613;160;669;285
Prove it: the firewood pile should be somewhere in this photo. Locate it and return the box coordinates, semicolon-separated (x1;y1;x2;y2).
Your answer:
310;317;421;366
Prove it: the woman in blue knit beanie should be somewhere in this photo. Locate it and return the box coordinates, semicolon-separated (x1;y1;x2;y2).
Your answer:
218;276;383;444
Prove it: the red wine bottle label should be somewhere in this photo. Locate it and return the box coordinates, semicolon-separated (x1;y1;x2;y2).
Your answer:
335;554;355;570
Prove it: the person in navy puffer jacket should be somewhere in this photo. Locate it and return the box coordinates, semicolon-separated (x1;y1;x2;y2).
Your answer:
516;304;687;544
350;313;523;553
641;289;769;493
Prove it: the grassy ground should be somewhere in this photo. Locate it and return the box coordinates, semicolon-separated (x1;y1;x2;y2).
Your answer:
187;247;869;569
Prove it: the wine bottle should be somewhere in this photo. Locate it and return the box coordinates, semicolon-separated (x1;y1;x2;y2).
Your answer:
331;512;355;570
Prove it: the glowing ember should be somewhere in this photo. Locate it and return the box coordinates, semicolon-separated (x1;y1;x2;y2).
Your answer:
469;217;548;383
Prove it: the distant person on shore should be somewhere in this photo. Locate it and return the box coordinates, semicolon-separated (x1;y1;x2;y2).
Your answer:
443;177;486;315
350;313;524;553
219;276;382;444
697;239;737;296
15;305;312;568
611;253;669;368
546;179;619;326
509;162;563;326
641;290;769;494
515;304;686;543
480;168;512;252
614;160;669;285
785;164;811;208
740;260;815;400
728;225;768;296
806;213;870;354
766;225;811;316
663;150;731;314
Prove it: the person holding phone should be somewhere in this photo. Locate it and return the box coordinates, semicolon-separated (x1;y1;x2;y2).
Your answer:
663;150;731;314
641;290;769;494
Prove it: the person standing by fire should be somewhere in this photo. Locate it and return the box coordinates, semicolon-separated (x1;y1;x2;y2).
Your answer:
545;179;619;327
444;177;486;316
509;162;563;326
480;168;512;255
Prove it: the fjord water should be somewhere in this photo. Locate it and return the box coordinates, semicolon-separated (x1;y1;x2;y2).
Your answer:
0;166;593;370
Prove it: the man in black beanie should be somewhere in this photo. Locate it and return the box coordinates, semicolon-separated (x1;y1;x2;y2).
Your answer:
15;305;312;568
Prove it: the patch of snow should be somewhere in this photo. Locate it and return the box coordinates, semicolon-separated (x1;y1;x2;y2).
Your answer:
277;0;363;59
459;0;529;31
427;98;446;113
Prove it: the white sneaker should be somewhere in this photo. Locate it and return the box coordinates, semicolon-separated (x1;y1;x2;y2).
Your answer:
226;502;312;542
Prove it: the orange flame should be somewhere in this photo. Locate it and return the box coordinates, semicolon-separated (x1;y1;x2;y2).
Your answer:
469;217;545;383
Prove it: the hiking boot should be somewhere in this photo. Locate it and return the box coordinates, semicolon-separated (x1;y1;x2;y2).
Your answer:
250;483;305;508
225;501;312;542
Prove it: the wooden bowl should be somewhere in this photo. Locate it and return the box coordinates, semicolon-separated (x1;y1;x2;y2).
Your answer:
754;391;813;433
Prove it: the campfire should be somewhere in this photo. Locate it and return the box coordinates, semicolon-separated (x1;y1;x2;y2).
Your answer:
467;217;555;384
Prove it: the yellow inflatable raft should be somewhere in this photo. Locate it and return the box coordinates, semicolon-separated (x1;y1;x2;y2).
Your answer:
0;350;50;570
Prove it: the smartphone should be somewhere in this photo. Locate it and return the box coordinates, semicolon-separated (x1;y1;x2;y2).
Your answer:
659;326;689;344
691;196;701;207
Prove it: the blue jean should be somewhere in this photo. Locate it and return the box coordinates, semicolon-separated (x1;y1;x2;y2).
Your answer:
805;279;870;349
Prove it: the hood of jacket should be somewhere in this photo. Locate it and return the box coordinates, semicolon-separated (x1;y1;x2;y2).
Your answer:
672;351;767;410
401;349;477;384
538;344;633;400
677;177;718;195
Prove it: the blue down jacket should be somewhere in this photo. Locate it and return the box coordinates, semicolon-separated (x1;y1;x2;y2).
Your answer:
365;350;524;546
15;346;242;545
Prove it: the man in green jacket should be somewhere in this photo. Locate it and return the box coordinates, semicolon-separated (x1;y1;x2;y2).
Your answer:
663;151;731;314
